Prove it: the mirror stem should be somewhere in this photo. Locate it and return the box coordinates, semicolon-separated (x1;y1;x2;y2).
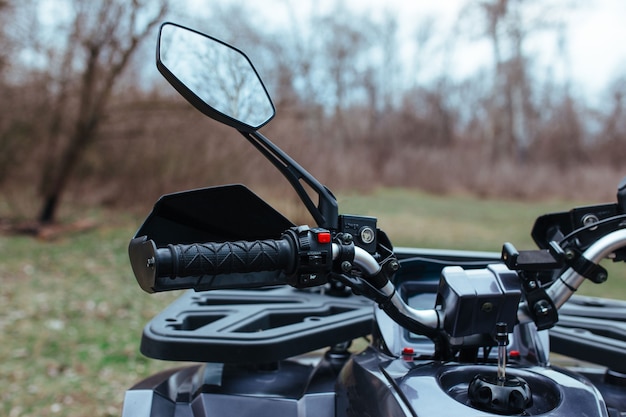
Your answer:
241;130;338;230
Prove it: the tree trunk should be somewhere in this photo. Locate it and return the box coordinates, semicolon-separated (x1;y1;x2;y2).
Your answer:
34;0;167;224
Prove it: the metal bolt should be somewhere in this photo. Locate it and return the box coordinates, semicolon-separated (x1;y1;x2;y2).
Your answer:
527;280;537;290
342;234;353;244
596;271;608;283
481;302;493;313
389;260;400;271
147;257;155;268
564;249;576;260
341;261;352;272
582;214;599;231
534;300;551;316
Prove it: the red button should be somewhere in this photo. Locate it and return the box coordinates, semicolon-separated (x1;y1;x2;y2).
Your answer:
402;347;415;361
317;231;331;244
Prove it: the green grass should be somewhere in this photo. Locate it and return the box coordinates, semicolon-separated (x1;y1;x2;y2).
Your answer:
338;188;566;250
0;215;179;417
0;190;624;416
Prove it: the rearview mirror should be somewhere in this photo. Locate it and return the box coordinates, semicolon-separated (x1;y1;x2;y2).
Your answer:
157;22;275;131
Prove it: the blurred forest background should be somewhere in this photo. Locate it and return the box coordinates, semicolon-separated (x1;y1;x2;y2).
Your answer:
0;0;625;228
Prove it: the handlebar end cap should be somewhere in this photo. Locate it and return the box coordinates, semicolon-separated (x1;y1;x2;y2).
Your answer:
129;236;158;294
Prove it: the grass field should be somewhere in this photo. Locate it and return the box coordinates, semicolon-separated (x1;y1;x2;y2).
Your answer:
1;189;624;416
0;214;180;417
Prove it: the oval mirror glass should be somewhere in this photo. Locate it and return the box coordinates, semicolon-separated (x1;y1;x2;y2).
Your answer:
158;23;275;131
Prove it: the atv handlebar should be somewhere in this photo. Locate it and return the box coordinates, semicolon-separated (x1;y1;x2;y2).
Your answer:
129;225;626;341
517;228;626;325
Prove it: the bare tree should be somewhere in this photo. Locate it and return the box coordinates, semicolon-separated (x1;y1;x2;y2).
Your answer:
459;0;580;162
597;77;626;167
0;0;31;187
312;4;378;140
363;11;400;131
467;0;533;161
0;0;10;73
35;0;168;224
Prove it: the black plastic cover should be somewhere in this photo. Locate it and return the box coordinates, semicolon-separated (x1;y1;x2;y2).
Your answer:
140;287;372;363
436;264;521;340
134;184;294;246
531;203;618;249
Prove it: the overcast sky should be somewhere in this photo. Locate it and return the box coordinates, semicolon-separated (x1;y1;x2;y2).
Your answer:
235;0;626;102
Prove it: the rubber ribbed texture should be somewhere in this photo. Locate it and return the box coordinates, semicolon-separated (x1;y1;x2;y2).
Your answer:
163;238;294;278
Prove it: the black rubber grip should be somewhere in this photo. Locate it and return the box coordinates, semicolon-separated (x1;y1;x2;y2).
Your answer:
160;239;294;278
129;235;295;293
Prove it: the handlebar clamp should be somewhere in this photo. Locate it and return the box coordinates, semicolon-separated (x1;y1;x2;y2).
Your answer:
564;248;609;284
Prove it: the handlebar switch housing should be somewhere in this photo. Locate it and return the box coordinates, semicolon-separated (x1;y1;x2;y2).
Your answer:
284;226;333;288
